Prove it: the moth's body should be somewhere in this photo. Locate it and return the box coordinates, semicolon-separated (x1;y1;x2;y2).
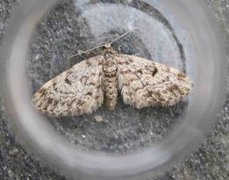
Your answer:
102;46;118;110
33;44;193;117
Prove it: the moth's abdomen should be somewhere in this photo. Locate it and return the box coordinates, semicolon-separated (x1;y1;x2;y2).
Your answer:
102;75;118;110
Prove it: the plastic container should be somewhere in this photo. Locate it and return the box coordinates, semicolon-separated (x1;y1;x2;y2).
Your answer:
0;0;226;179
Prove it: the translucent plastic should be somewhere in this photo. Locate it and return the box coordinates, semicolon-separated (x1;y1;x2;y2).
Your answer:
0;0;226;179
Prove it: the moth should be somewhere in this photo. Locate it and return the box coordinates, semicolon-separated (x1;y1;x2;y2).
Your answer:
33;34;193;117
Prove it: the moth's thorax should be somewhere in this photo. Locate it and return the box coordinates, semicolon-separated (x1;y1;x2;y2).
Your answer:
102;50;117;76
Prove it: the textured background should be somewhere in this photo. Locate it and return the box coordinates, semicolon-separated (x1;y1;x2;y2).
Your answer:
0;0;229;179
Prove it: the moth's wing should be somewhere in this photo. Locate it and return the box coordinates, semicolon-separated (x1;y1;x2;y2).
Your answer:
32;55;104;117
116;54;193;108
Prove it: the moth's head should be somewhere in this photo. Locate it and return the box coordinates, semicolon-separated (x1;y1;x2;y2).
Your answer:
102;43;116;54
104;43;112;49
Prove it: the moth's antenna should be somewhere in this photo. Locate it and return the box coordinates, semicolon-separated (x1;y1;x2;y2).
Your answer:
109;27;139;45
67;27;138;61
66;44;104;61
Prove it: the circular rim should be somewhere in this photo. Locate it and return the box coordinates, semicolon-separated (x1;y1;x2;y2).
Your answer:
1;0;226;179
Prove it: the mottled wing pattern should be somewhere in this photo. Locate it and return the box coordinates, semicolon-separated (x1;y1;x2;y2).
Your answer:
32;55;104;117
116;54;193;108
